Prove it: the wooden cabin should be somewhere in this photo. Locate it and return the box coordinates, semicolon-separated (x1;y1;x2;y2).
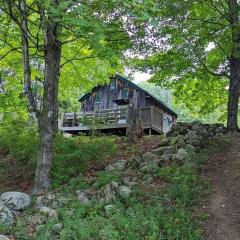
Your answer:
60;74;177;135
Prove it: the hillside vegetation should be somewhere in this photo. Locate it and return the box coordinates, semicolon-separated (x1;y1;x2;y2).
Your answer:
0;122;233;240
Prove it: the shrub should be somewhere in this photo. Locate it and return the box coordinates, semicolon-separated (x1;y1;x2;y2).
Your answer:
0;120;117;188
51;135;117;188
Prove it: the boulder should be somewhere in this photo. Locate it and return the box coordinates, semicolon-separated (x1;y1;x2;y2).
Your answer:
118;186;132;199
160;153;172;161
174;148;189;161
105;160;127;172
52;223;63;233
185;144;196;152
143;174;154;184
184;131;202;147
39;206;58;221
151;146;174;156
99;183;116;203
169;137;178;145
158;138;169;147
123;177;137;187
104;204;116;216
36;224;45;232
1;192;31;210
0;235;10;240
27;215;46;225
36;194;68;209
0;203;13;225
142;152;159;162
76;191;90;204
110;181;119;188
128;156;144;168
139;160;159;174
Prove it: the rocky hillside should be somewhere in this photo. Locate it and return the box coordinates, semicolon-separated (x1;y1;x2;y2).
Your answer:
0;122;230;240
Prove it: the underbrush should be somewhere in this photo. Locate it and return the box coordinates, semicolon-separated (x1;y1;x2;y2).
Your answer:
1;121;224;239
0;120;117;188
7;149;210;240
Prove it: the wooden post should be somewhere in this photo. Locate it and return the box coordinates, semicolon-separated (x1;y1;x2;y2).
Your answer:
150;107;153;129
149;128;152;135
127;103;135;142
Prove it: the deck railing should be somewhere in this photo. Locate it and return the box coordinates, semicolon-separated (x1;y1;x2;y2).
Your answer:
62;106;163;132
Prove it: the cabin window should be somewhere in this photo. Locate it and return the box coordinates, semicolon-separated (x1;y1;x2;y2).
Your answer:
121;87;128;99
110;80;116;90
95;91;101;103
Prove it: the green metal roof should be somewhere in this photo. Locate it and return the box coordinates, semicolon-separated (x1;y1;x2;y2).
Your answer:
79;74;178;117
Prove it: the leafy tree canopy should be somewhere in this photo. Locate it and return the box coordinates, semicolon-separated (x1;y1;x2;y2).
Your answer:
130;0;231;122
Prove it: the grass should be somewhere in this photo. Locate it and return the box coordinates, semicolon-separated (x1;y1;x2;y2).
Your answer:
1;120;230;240
1;145;212;240
0;119;117;189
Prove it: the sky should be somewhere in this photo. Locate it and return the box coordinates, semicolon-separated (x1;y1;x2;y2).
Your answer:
133;71;152;84
131;42;216;84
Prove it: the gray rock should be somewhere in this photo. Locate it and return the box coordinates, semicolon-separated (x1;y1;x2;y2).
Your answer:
105;160;127;171
160;153;172;161
175;148;189;161
184;131;202;146
142;152;159;162
118;186;132;199
123;177;137;187
139;160;159;174
27;215;46;225
36;224;45;232
52;223;63;233
36;194;67;209
129;156;143;168
48;209;58;221
100;183;116;203
169;137;178;145
143;175;154;184
186;144;196;152
110;181;119;189
0;235;10;240
176;138;186;148
1;192;31;210
104;204;115;216
0;202;13;225
151;146;174;156
39;206;58;221
76;191;90;204
158;138;169;147
39;206;51;214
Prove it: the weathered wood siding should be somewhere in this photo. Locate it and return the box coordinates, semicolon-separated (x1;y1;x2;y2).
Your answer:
80;75;177;132
81;77;150;112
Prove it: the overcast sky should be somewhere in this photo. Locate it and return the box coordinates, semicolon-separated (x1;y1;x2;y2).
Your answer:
133;72;152;84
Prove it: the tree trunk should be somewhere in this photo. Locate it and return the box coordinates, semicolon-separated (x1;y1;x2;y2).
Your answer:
34;17;61;191
227;58;240;131
227;0;240;131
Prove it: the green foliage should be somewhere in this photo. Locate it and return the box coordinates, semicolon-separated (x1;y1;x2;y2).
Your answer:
159;163;202;206
0;120;116;187
138;81;226;124
138;81;172;107
52;135;117;188
13;153;205;240
0;133;216;240
0;119;38;176
93;171;121;189
130;0;231;121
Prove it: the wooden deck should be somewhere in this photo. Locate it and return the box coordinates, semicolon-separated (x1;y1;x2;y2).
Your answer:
60;106;164;135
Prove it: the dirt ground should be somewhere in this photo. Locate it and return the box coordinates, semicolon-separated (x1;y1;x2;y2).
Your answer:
203;135;240;240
